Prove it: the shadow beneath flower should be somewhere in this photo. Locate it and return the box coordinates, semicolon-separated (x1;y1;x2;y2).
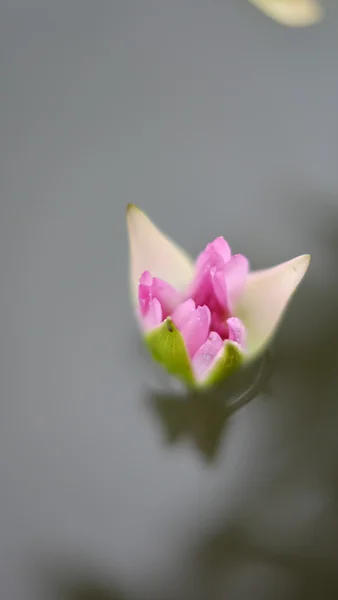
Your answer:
192;523;338;600
146;352;273;462
33;200;338;600
57;581;127;600
35;559;133;600
183;201;338;598
145;198;338;466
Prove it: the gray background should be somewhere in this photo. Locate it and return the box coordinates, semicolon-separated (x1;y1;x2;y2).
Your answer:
1;1;338;599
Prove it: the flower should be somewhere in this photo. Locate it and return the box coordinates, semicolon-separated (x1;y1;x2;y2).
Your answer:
249;0;323;26
126;204;310;388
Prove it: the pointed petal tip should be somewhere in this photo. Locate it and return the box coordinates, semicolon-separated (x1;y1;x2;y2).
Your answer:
251;253;311;282
126;204;194;306
296;253;311;263
126;203;140;219
289;253;311;276
237;252;311;360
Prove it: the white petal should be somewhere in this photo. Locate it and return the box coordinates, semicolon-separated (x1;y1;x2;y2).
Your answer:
126;204;194;306
235;254;310;359
249;0;323;26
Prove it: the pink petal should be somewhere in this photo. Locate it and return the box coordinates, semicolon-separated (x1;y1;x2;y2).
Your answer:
181;305;211;358
223;254;249;310
139;270;180;319
211;268;229;312
195;237;231;271
189;252;224;306
151;277;180;318
139;270;153;286
142;297;163;331
210;310;229;339
226;317;246;349
190;270;212;307
192;331;223;381
171;299;196;330
138;278;152;318
212;237;232;263
138;271;163;330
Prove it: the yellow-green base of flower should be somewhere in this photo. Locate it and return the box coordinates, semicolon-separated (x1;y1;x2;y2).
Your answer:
145;318;243;389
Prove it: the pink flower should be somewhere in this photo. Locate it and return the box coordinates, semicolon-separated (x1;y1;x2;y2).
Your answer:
137;244;248;382
127;204;310;388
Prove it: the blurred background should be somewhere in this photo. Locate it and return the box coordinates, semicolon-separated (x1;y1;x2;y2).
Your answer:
1;1;338;599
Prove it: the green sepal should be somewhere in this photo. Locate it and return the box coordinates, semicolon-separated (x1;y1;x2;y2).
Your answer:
145;318;195;387
201;341;244;388
145;319;244;389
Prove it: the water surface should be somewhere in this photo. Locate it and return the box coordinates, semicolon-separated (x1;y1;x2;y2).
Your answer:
1;2;338;599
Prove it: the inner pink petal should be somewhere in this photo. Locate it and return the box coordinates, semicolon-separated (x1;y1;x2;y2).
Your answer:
139;270;153;286
192;331;223;381
211;268;229;312
223;254;249;310
190;270;212;307
210;310;229;339
171;299;196;330
151;276;180;318
226;317;246;349
137;242;249;376
210;237;232;263
143;297;163;331
195;237;231;271
138;270;180;320
189;252;224;307
181;305;211;358
138;282;152;318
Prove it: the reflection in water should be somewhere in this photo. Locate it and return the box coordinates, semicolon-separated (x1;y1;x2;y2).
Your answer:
147;353;272;461
40;210;338;600
41;565;170;600
186;213;338;599
61;581;125;600
194;523;338;600
39;563;131;600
